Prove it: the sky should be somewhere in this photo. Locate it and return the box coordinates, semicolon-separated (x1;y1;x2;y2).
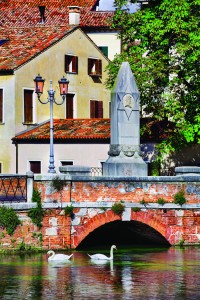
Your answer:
98;0;139;12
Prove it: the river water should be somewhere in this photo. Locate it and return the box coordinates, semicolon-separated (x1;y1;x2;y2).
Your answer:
0;246;200;300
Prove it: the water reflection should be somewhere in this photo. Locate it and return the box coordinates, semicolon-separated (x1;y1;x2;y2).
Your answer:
0;247;200;299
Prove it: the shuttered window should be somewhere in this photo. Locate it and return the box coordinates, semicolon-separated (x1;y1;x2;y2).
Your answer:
24;90;33;123
88;58;102;76
90;100;103;118
65;55;78;73
66;93;74;119
0;89;3;123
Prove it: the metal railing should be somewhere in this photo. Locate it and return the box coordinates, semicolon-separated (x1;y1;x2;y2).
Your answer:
0;175;27;202
91;167;103;176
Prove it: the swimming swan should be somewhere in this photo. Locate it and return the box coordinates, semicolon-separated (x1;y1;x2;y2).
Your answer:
47;250;73;261
88;245;117;260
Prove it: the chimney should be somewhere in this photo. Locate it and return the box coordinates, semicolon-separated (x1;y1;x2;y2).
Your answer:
68;6;80;25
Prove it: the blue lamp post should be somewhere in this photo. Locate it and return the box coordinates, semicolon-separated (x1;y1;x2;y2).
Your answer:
34;74;69;173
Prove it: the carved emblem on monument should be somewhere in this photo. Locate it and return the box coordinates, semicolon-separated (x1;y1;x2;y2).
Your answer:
122;93;134;109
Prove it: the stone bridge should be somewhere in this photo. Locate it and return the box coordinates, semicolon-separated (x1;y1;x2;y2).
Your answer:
1;174;200;250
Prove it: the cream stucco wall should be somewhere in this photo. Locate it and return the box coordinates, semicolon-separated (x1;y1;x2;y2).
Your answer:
15;28;111;134
17;143;109;174
0;75;16;173
87;31;121;60
0;28;112;174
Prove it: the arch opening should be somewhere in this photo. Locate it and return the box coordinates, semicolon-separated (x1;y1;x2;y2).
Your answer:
77;220;170;250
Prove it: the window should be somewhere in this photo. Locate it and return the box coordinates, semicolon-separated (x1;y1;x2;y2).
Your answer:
65;55;78;73
90;100;103;118
29;161;41;173
0;162;2;173
66;93;74;118
0;89;3;123
88;58;102;76
109;101;111;118
0;39;9;46
98;46;108;58
24;90;34;124
60;161;74;166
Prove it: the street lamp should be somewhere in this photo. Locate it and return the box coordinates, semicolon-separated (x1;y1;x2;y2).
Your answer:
34;74;69;173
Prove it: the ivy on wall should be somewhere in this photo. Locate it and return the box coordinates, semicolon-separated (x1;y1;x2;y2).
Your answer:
0;206;21;235
28;188;44;228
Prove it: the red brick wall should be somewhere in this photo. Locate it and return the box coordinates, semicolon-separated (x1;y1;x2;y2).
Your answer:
34;180;200;204
1;178;199;250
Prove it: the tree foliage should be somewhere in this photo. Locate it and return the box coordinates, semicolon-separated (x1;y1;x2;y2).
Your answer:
107;0;200;158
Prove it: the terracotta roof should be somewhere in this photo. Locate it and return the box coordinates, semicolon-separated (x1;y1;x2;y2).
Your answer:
141;118;175;142
0;26;74;70
13;119;111;143
80;11;113;27
0;3;114;71
0;0;98;8
0;3;113;28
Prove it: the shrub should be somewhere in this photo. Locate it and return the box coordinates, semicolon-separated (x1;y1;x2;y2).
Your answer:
51;176;66;193
139;198;148;207
157;198;166;205
132;207;141;212
173;190;187;206
28;188;44;228
111;202;125;215
0;206;21;235
64;205;74;216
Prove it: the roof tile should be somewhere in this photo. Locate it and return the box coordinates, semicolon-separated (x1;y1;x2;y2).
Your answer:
0;2;114;71
13;119;111;142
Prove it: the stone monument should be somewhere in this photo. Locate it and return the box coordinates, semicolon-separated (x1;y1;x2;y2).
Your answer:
103;62;147;176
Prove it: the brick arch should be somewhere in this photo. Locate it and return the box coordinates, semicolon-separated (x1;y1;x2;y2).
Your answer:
72;209;172;248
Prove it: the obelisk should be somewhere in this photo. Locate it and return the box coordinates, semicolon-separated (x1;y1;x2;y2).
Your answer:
103;62;147;177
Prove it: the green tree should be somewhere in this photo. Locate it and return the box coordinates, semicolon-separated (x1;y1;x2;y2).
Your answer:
107;0;200;159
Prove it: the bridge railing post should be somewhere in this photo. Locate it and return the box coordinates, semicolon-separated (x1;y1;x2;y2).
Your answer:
26;171;34;203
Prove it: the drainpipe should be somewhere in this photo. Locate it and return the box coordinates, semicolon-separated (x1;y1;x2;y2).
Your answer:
15;143;18;174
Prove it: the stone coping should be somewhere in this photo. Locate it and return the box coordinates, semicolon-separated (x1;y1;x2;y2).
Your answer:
175;166;200;175
34;174;200;182
1;202;200;210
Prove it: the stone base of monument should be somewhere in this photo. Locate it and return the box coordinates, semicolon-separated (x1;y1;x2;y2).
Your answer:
175;166;200;176
59;165;91;176
103;156;148;177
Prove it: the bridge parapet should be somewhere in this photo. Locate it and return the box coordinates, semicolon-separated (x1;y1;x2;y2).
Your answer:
34;174;200;205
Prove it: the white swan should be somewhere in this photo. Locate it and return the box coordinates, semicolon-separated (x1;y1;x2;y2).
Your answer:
47;250;73;262
88;245;117;260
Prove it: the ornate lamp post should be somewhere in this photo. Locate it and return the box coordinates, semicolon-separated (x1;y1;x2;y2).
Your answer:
34;74;69;173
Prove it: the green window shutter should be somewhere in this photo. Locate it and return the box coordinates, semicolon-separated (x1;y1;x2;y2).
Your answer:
99;46;108;58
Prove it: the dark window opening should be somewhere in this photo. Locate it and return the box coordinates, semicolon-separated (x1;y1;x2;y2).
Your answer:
61;161;73;166
29;161;41;173
109;101;111;119
66;93;74;119
88;58;102;76
0;39;9;46
65;55;78;74
24;90;33;124
90;100;103;118
39;6;46;23
0;163;2;173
